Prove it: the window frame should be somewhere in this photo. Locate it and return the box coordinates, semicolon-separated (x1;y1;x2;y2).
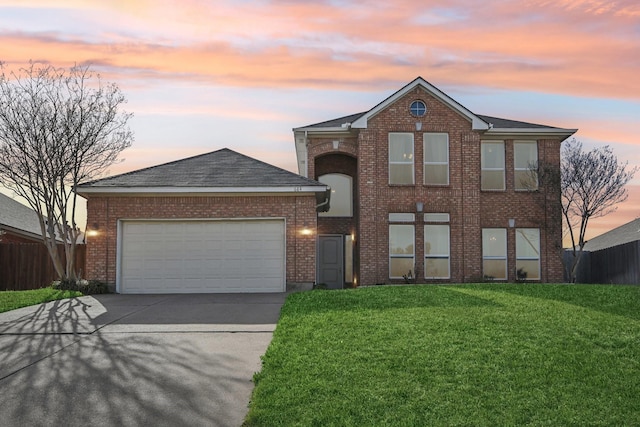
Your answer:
515;228;541;280
514;141;539;191
481;141;506;191
423;132;449;186
389;222;415;279
388;132;415;185
482;228;507;280
424;217;450;279
410;100;427;117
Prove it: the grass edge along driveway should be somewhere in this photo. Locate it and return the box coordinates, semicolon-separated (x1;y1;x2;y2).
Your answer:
0;288;83;313
245;284;640;426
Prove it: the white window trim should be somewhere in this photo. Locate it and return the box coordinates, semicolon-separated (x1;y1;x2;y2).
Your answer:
389;132;415;185
423;133;449;186
481;141;506;191
514;141;538;191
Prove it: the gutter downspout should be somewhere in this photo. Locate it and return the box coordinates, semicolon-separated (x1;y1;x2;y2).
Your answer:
304;130;309;178
316;187;331;212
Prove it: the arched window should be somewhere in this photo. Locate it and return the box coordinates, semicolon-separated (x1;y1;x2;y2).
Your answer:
318;173;353;217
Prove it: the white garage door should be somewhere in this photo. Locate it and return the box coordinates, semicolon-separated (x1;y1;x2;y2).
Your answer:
119;219;285;293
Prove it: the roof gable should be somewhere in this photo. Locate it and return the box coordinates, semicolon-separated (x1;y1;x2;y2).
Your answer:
293;77;577;138
77;148;327;194
351;77;489;130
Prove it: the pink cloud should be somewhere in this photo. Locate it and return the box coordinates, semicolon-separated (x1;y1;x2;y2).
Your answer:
581;183;640;243
1;0;638;100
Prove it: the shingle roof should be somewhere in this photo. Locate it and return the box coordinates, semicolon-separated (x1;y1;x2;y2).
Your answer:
299;112;367;129
77;148;326;189
583;218;640;252
475;115;562;130
0;193;43;239
301;112;561;131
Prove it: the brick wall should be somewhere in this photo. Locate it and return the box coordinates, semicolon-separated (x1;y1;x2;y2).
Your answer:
84;194;318;287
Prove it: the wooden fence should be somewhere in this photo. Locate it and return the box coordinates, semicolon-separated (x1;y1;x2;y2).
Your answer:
564;240;640;285
0;243;86;291
590;240;640;285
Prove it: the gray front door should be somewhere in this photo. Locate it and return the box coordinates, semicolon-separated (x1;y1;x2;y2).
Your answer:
318;235;344;289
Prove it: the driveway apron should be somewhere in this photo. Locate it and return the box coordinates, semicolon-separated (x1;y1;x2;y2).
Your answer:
0;293;286;427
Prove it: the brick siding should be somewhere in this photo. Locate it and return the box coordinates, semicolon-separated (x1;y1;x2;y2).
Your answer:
307;85;565;285
84;194;318;287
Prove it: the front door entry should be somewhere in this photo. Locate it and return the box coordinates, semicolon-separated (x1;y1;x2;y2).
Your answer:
318;235;344;289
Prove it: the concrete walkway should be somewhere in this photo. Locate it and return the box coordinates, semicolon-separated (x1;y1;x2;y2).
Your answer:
0;293;286;427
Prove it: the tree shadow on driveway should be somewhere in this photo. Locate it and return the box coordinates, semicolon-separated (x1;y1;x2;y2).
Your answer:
0;295;281;426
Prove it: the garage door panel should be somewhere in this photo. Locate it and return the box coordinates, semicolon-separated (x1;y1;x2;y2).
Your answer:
120;220;285;293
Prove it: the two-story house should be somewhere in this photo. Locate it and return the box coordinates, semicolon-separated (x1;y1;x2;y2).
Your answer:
78;77;576;294
294;77;576;288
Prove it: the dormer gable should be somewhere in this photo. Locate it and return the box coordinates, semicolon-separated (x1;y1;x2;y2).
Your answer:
351;77;488;131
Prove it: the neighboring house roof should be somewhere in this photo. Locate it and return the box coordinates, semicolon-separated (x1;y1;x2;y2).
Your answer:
77;147;330;198
0;193;44;241
583;218;640;252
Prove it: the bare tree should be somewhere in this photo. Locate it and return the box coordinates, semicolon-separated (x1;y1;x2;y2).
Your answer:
559;139;636;282
0;62;133;281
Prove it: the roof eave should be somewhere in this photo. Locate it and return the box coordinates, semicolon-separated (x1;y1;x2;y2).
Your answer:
292;126;354;136
0;225;42;241
482;128;578;139
76;185;329;196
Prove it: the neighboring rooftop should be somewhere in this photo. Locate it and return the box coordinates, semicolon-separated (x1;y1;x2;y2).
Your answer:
583;218;640;252
0;193;43;240
77;148;327;190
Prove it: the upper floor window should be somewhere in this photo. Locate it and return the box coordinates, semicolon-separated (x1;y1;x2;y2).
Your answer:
318;173;353;217
410;100;427;117
424;133;449;185
481;141;505;191
389;133;414;185
514;141;538;190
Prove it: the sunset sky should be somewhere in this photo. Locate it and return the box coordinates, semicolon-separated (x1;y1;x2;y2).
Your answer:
1;0;639;244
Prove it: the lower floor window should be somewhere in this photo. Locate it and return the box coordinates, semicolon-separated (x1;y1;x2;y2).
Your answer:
424;224;450;279
389;224;415;278
516;228;540;280
482;228;507;280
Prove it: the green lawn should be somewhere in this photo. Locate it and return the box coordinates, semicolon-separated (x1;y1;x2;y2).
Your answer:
0;288;83;313
246;284;640;426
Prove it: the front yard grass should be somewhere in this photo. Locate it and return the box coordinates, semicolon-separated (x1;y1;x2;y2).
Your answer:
246;284;640;426
0;287;83;313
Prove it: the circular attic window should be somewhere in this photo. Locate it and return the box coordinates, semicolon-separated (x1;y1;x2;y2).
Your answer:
410;100;427;117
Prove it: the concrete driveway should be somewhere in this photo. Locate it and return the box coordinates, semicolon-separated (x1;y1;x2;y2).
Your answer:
0;293;286;427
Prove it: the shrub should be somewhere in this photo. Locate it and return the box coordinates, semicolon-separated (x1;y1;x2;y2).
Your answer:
52;279;110;294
